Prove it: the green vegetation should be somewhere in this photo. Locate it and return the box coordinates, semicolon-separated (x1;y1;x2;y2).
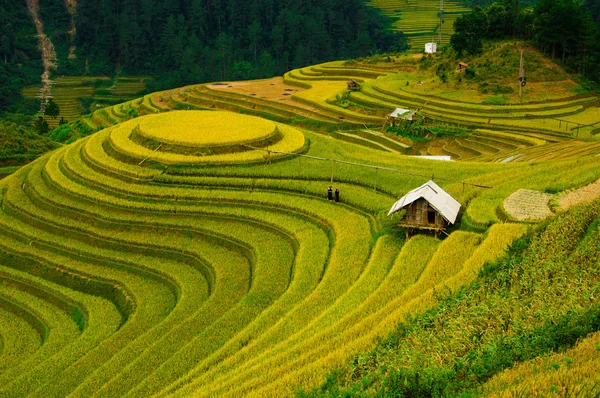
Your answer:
450;0;600;85
0;121;59;167
305;201;600;397
1;82;600;394
1;2;600;395
0;0;42;115
368;0;471;49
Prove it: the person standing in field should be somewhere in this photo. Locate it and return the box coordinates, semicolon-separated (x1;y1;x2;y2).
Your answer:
327;186;333;201
335;188;340;202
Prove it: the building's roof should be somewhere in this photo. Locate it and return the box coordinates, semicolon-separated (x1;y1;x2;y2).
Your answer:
390;108;411;118
387;180;461;224
410;155;452;161
458;62;469;67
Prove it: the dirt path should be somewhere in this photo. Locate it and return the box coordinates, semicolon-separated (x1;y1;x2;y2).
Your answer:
26;0;56;107
64;0;77;59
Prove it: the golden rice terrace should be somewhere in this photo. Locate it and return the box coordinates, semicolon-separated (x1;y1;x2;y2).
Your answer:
2;42;600;397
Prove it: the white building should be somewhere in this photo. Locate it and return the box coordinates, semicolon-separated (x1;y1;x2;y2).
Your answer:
425;43;437;54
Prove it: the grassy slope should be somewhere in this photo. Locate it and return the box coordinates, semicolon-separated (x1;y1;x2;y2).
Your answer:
305;201;600;397
1;37;600;397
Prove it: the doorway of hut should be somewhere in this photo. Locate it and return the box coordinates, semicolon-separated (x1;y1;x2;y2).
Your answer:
427;210;436;225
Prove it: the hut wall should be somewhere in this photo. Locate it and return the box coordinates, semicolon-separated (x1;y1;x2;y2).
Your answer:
402;199;446;229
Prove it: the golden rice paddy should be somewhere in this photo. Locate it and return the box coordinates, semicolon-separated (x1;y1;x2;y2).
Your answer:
136;110;277;147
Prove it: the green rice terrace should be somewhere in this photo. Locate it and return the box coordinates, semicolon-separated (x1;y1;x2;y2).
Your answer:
368;0;471;49
22;76;151;129
2;42;600;397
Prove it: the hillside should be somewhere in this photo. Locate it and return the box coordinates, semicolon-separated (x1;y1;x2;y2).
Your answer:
368;0;471;50
1;42;600;394
306;200;600;396
2;2;600;395
0;121;59;167
66;42;600;165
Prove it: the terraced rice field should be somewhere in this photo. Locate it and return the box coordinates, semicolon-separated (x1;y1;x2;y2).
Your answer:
6;91;600;395
368;0;471;50
75;60;600;164
22;76;150;128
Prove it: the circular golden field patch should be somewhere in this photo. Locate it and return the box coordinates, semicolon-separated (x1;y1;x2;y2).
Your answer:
137;110;277;147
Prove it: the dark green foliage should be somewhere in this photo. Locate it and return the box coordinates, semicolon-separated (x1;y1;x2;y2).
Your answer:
450;7;488;55
451;0;600;83
0;121;59;166
587;0;600;26
74;0;408;89
0;1;43;115
304;202;600;397
44;98;60;119
34;116;49;136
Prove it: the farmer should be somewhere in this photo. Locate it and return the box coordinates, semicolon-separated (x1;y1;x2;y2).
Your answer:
327;186;333;201
335;188;340;202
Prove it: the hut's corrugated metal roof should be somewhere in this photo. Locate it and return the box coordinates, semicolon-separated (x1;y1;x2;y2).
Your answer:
390;108;411;118
387;180;461;224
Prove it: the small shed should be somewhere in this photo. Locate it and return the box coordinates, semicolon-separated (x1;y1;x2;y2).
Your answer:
347;79;360;91
388;107;415;126
457;62;469;71
425;42;437;54
388;180;461;238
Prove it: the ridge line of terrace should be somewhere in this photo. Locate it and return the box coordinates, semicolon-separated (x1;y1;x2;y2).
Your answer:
242;145;493;189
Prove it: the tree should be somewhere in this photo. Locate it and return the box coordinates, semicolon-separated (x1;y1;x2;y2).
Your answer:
44;98;60;119
34;116;49;135
533;0;579;60
486;3;510;39
248;20;262;66
451;7;489;55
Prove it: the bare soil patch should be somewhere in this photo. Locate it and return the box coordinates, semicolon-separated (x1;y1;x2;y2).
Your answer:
207;77;320;111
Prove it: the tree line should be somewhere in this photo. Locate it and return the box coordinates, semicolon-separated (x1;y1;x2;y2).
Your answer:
0;0;406;115
71;0;406;90
451;0;600;84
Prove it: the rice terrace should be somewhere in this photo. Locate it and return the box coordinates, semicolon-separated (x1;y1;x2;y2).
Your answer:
1;0;600;397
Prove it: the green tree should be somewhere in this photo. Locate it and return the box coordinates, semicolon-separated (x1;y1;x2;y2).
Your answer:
248;20;262;66
44;98;60;119
486;3;510;39
451;7;489;55
34;116;49;135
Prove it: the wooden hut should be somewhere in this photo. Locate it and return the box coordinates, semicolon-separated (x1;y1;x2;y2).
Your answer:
388;107;415;126
457;62;469;71
388;180;461;238
347;79;360;91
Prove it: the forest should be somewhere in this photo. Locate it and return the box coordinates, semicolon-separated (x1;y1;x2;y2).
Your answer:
0;0;406;115
451;0;600;84
71;0;406;89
